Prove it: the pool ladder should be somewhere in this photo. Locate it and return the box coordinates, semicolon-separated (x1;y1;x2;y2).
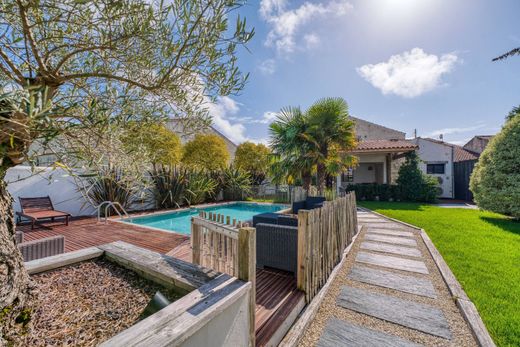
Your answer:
97;201;129;224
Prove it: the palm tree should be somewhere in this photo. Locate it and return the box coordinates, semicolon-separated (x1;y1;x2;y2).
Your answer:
269;107;314;190
493;47;520;61
269;97;357;194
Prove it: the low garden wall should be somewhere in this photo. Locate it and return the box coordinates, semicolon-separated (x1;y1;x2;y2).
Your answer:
25;241;253;347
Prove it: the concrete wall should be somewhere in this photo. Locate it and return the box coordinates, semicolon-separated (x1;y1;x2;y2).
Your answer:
352;117;406;141
463;136;492;155
6;166;96;217
410;138;454;198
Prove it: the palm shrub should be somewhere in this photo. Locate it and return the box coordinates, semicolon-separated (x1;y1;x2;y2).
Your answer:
185;171;218;206
470;112;520;218
396;152;438;202
84;167;137;215
149;166;188;209
222;166;252;200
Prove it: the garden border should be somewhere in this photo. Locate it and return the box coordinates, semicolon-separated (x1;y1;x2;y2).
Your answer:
357;206;496;347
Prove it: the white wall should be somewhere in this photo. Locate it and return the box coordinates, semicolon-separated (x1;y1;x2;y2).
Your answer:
411;138;454;198
6;166;96;216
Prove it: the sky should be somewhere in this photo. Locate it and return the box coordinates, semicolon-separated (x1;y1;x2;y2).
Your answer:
209;0;520;146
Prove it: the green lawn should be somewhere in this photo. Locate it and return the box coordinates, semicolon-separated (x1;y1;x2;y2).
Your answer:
359;201;520;347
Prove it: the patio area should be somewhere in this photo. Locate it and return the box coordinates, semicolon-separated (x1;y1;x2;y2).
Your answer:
20;217;303;347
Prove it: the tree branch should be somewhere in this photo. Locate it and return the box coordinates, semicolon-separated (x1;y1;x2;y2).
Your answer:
0;48;24;83
16;0;49;75
57;72;157;91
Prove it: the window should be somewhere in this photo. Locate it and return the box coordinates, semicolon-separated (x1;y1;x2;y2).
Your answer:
426;163;445;174
342;168;354;182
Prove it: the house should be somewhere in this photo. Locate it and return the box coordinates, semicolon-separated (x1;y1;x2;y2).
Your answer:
336;117;417;190
408;138;455;198
463;135;493;155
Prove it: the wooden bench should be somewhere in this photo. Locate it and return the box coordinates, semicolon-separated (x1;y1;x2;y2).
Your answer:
17;196;71;230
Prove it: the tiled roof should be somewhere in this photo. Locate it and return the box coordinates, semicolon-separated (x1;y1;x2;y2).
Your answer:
353;140;417;152
453;146;479;162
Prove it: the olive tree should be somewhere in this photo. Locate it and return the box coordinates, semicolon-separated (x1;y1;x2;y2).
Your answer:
0;0;252;342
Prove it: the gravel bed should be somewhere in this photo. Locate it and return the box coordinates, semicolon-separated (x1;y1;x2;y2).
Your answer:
299;218;477;347
25;258;182;347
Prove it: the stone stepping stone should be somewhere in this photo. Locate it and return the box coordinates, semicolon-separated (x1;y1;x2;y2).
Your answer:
348;265;437;298
337;286;451;339
368;229;415;238
361;241;422;258
317;318;423;347
365;233;417;247
356;252;429;274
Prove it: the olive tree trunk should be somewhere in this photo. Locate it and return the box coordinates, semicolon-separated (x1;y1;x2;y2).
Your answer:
0;176;37;344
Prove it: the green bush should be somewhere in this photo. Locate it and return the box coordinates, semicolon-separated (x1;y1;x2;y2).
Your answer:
470;113;520;218
396;152;438;203
185;171;218;206
221;166;252;201
149;166;188;209
346;184;401;201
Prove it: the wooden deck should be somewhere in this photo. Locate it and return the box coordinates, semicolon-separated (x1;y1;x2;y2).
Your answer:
20;217;304;346
19;217;189;254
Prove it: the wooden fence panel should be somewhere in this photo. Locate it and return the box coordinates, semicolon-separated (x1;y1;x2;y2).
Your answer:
297;192;358;302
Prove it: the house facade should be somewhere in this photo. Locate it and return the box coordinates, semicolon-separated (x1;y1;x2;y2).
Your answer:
336;117;417;190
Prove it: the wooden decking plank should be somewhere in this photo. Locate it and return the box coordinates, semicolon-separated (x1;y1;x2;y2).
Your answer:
365;233;418;247
337;286;452;339
360;241;422;258
356;252;429;274
348;265;437;298
318;318;423;347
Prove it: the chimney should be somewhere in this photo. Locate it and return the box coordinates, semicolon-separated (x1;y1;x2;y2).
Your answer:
439;134;444;141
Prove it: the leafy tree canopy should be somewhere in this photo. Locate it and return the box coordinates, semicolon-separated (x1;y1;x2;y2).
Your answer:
470;114;520;218
234;141;271;185
122;122;182;166
182;133;229;171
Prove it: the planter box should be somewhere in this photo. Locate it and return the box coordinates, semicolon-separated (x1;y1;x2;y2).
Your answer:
26;241;253;347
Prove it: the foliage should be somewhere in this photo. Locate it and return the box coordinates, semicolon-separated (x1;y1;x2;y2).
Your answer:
122;122;182;166
269;98;357;193
149;166;188;209
360;201;520;346
182;134;230;170
221;166;252;201
493;47;520;61
346;184;402;201
185;171;218;206
506;104;520;122
234;142;271;185
396;152;438;202
83;167;138;215
470;114;520;218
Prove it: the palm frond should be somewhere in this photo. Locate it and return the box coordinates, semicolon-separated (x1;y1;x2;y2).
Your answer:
492;47;520;61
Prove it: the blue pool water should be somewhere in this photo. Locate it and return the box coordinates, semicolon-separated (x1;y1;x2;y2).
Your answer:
123;202;288;235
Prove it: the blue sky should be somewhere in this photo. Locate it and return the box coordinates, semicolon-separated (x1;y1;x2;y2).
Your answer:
210;0;520;146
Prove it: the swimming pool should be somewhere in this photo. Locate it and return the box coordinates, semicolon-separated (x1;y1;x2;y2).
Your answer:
122;202;288;235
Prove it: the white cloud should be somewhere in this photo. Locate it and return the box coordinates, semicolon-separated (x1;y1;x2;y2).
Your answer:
260;0;353;55
258;59;277;75
357;48;459;98
303;33;320;49
260;111;278;124
206;96;248;143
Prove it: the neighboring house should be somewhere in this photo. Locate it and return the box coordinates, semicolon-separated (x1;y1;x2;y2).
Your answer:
463;135;493;155
409;138;455;199
337;118;417;190
166;119;238;160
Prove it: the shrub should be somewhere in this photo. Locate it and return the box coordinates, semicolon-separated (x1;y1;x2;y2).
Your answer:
470;113;520;218
182;134;230;170
185;171;218;206
396;152;437;203
222;166;252;201
84;167;137;215
149;166;188;209
234;142;271;185
346;184;401;201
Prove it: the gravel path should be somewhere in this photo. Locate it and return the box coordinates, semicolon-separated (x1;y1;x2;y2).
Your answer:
299;210;477;347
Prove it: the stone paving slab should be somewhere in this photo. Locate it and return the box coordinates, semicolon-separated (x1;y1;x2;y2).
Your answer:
360;241;422;257
368;229;415;238
337;286;452;339
317;318;423;347
356;251;429;274
365;233;418;247
348;264;437;298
